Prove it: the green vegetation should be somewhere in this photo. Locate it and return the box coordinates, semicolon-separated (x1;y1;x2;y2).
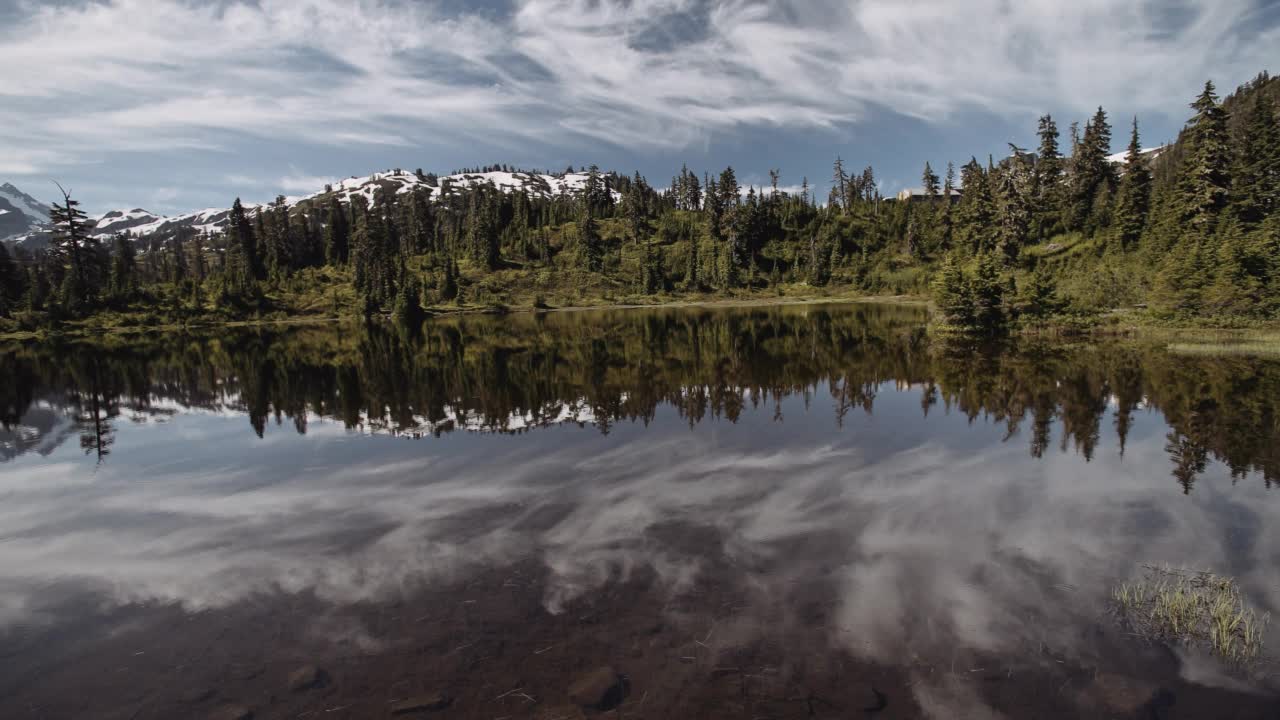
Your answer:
1;74;1278;337
1113;566;1269;666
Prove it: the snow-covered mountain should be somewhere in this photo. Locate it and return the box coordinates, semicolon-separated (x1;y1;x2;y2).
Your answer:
0;182;51;242
2;168;618;249
91;208;164;236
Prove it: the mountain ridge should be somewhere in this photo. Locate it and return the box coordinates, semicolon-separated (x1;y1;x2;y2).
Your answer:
1;168;617;250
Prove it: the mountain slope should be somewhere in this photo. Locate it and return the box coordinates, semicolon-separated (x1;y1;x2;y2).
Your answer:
0;182;51;242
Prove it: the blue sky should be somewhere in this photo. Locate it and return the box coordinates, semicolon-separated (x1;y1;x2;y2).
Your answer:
1;0;1278;215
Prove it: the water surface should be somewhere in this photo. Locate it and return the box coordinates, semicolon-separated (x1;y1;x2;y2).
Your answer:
2;303;1278;718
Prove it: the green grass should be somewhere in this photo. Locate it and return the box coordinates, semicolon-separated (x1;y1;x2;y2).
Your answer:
1113;566;1270;666
1166;339;1280;357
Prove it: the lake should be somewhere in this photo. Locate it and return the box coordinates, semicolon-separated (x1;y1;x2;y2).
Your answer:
1;303;1278;719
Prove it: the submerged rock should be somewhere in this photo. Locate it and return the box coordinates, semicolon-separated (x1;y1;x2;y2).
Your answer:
568;666;629;711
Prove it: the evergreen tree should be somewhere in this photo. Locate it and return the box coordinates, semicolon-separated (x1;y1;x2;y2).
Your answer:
467;189;500;271
955;158;995;251
1034;114;1064;238
995;146;1034;261
1178;81;1231;229
226;198;262;292
324;197;350;265
1113;117;1152;249
392;274;424;326
1068;107;1115;231
0;243;23;316
437;256;459;301
941;162;956;249
922;162;940;198
107;234;137;303
1018;265;1064;320
969;251;1006;331
578;200;603;272
931;254;973;328
832;157;849;214
48;183;102;314
1230;89;1280;226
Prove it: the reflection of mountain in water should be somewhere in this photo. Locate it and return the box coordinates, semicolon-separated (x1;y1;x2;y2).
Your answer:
1;303;1278;489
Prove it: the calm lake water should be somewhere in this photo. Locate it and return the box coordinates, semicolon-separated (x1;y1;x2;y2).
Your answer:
1;303;1278;719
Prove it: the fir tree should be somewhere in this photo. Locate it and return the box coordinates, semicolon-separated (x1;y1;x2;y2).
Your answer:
107;234;137;303
1113;117;1152;249
226;198;262;292
1068;107;1115;231
48;183;102;314
1178;81;1231;229
324;197;350;265
931;254;973;328
1034;114;1064;238
832;157;849;214
922;162;940;198
1018;265;1063;321
1230;89;1280;226
0;243;22;316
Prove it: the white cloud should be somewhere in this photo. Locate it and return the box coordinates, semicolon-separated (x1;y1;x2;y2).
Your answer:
0;0;1275;178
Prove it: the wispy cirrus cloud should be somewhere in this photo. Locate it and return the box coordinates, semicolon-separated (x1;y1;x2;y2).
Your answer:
0;0;1275;206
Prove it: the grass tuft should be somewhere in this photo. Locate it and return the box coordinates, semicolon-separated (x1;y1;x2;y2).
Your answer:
1112;565;1269;667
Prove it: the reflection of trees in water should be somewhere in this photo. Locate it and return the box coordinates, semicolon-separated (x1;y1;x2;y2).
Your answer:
1;303;1278;489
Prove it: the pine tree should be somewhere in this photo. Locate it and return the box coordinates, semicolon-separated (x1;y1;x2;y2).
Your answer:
48;183;102;314
1068;107;1115;231
324;197;349;265
437;256;459;301
931;254;973;328
1113;117;1152;249
0;242;23;316
832;157;849;214
941;162;956;249
107;234;137;303
1230;89;1280;226
226;198;262;293
1178;81;1231;229
578;200;603;272
995;146;1034;261
392;274;424;326
922;162;940;198
955;158;994;252
969;251;1006;331
1017;265;1063;320
1034;114;1064;238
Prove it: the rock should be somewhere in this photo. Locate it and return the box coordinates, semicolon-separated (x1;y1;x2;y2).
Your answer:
208;704;253;720
390;692;452;714
288;664;329;692
568;666;629;711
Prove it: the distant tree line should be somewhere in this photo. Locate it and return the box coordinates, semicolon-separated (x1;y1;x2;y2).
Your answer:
0;72;1276;333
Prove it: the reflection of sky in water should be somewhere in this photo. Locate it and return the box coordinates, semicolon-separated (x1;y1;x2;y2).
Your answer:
2;375;1275;696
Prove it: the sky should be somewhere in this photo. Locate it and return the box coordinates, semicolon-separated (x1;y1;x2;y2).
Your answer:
1;0;1278;216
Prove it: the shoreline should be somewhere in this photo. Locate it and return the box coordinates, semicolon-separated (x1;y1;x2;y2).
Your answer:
0;292;929;342
3;293;1279;352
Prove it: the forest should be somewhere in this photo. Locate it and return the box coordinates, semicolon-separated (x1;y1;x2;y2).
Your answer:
0;72;1276;335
